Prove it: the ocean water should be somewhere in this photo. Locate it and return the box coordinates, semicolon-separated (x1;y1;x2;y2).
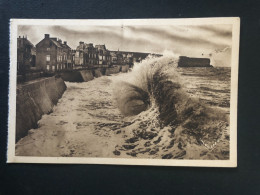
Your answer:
177;67;231;113
16;56;231;160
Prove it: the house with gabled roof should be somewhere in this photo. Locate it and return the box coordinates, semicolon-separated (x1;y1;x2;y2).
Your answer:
35;34;66;72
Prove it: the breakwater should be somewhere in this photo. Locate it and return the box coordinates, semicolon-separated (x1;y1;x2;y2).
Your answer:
16;76;66;142
61;65;129;82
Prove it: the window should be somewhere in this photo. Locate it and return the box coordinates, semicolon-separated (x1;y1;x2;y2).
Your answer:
52;65;55;72
46;65;50;70
46;55;50;62
47;48;50;51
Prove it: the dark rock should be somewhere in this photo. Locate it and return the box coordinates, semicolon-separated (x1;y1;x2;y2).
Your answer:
178;142;183;149
122;144;137;150
162;153;173;159
125;137;139;143
113;150;121;156
126;151;137;157
139;131;158;140
144;141;151;147
174;151;186;159
167;139;175;149
153;136;162;144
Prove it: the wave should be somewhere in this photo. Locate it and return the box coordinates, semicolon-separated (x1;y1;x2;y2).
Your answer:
112;54;230;160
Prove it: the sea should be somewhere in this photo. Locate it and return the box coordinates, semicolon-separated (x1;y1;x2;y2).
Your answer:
16;56;231;160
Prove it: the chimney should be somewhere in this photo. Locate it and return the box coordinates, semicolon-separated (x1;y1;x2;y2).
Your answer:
58;39;62;43
64;41;67;45
45;34;50;38
79;41;84;45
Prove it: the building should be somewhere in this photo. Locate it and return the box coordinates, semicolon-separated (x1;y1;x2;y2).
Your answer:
36;34;69;72
62;41;72;69
75;42;99;68
17;36;36;74
75;41;85;67
71;49;76;69
84;43;98;67
116;52;124;64
95;44;111;66
110;51;118;65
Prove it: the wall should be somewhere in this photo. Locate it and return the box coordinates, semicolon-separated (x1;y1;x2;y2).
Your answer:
80;70;94;81
105;66;121;75
16;76;66;142
61;71;84;82
121;65;129;73
94;69;103;77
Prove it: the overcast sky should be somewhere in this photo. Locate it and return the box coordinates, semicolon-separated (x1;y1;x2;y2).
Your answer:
18;24;233;66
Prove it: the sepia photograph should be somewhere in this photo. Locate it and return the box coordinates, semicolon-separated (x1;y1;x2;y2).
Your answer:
8;18;239;166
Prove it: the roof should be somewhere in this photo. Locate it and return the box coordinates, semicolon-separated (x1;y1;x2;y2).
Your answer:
95;45;106;50
50;38;63;48
17;37;34;47
62;43;71;49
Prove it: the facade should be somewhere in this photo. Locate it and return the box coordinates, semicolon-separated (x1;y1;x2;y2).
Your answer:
35;35;160;72
110;51;117;65
116;52;124;64
75;42;113;68
36;34;68;72
62;41;72;69
95;45;111;65
75;42;85;67
71;50;76;69
84;43;98;67
17;36;36;74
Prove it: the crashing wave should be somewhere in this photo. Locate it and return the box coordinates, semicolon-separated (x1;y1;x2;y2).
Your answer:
112;54;230;160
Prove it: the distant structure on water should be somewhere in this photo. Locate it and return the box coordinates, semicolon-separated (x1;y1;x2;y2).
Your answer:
178;56;213;67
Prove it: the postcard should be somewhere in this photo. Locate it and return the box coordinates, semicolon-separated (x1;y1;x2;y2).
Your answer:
8;18;240;167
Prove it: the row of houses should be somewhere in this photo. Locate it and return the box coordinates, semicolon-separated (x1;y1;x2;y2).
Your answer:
17;34;157;74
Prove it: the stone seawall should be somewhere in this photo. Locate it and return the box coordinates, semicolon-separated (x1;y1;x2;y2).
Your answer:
121;65;130;73
16;76;66;142
61;66;128;82
80;70;94;81
94;69;103;77
105;66;121;75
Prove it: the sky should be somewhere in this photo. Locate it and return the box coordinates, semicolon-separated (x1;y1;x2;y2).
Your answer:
18;24;233;66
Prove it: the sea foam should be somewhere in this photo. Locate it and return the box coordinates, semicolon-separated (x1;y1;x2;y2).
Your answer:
112;54;230;159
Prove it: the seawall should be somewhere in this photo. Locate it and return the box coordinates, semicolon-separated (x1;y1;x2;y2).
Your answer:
121;65;130;73
105;66;121;75
16;76;66;142
61;66;129;82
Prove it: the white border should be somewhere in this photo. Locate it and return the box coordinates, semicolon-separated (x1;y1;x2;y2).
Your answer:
7;18;240;167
